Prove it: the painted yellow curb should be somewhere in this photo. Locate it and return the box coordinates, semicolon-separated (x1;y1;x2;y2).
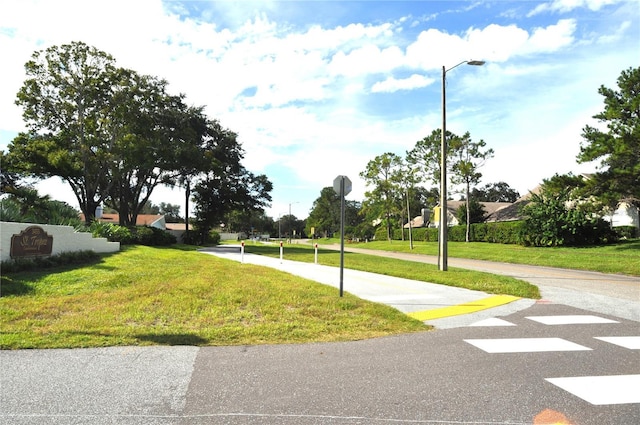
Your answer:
408;295;521;321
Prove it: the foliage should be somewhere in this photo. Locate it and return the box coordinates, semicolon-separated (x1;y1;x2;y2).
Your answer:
225;209;274;236
456;199;487;226
306;187;365;239
90;222;135;244
472;182;520;202
406;129;452;186
306;187;341;237
1;250;100;275
450;132;494;242
129;226;177;246
578;66;640;207
191;120;272;244
89;222;176;246
613;226;639;239
8;42;118;223
0;187;81;226
360;153;404;241
519;186;616;247
388;221;523;244
158;202;183;223
6;41;272;229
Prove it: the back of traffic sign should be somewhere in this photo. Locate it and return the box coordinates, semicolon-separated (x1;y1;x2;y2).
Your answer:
333;175;352;196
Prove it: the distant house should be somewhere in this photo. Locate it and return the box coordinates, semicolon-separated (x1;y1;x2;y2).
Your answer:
609;201;640;229
405;201;517;228
404;185;639;232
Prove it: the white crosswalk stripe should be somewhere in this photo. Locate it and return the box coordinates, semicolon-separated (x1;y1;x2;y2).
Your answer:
526;315;619;325
545;375;640;405
464;337;592;353
594;336;640;349
464;314;640;405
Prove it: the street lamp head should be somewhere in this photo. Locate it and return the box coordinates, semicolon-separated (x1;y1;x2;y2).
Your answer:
467;60;485;66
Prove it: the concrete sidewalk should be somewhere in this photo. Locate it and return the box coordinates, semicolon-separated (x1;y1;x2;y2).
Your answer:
199;245;533;328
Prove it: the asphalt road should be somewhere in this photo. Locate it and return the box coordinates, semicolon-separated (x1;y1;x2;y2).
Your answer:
1;248;638;425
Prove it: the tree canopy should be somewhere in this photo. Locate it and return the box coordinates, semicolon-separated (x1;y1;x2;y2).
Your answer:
4;41;272;229
360;152;404;241
450;132;494;242
472;182;520;203
578;66;640;207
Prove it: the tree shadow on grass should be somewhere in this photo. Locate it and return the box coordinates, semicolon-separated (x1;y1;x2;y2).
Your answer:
135;333;209;346
59;330;209;347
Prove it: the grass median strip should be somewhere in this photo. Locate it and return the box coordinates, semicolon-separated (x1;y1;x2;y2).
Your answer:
243;243;540;299
408;295;521;321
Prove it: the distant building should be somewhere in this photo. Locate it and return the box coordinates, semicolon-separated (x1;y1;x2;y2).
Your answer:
79;214;166;229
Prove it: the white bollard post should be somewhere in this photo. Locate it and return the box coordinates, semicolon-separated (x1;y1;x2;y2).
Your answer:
314;243;318;264
241;241;245;263
280;241;283;263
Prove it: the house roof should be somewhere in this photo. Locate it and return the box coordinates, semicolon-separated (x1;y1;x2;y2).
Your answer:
445;201;513;215
79;213;165;227
165;222;187;231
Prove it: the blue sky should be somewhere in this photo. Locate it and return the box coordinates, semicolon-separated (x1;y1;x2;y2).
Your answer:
1;0;638;220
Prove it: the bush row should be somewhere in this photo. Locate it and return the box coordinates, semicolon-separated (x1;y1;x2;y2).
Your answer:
1;250;100;274
379;221;635;245
89;222;176;246
378;221;525;244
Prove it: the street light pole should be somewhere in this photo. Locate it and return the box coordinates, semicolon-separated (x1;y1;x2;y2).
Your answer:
288;202;299;243
439;60;484;271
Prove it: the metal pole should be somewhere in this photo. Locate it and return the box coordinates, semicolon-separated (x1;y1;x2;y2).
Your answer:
406;188;413;250
439;65;448;271
339;176;345;297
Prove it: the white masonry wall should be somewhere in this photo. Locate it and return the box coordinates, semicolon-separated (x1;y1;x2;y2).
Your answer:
0;221;120;263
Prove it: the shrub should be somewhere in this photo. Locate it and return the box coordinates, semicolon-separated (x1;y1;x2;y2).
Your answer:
1;250;100;273
90;222;134;243
519;191;617;246
613;226;639;239
208;230;221;245
90;222;176;246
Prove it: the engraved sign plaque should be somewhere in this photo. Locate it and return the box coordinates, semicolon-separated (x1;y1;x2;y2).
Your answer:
10;226;54;258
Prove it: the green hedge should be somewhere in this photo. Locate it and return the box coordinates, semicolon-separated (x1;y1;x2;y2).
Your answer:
614;226;639;239
386;221;524;244
90;223;176;246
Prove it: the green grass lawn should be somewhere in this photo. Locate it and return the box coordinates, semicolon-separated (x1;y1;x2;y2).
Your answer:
0;245;428;349
309;238;640;276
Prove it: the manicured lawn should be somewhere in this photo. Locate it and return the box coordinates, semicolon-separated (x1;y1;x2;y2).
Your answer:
310;238;640;276
242;243;540;299
0;245;427;349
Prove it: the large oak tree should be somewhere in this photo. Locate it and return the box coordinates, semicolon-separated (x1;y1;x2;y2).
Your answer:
6;41;272;229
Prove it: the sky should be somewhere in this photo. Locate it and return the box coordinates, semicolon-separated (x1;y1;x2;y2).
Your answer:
1;0;638;221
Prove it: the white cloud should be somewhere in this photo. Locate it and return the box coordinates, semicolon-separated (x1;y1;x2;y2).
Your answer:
526;19;576;52
528;0;623;16
371;74;435;93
